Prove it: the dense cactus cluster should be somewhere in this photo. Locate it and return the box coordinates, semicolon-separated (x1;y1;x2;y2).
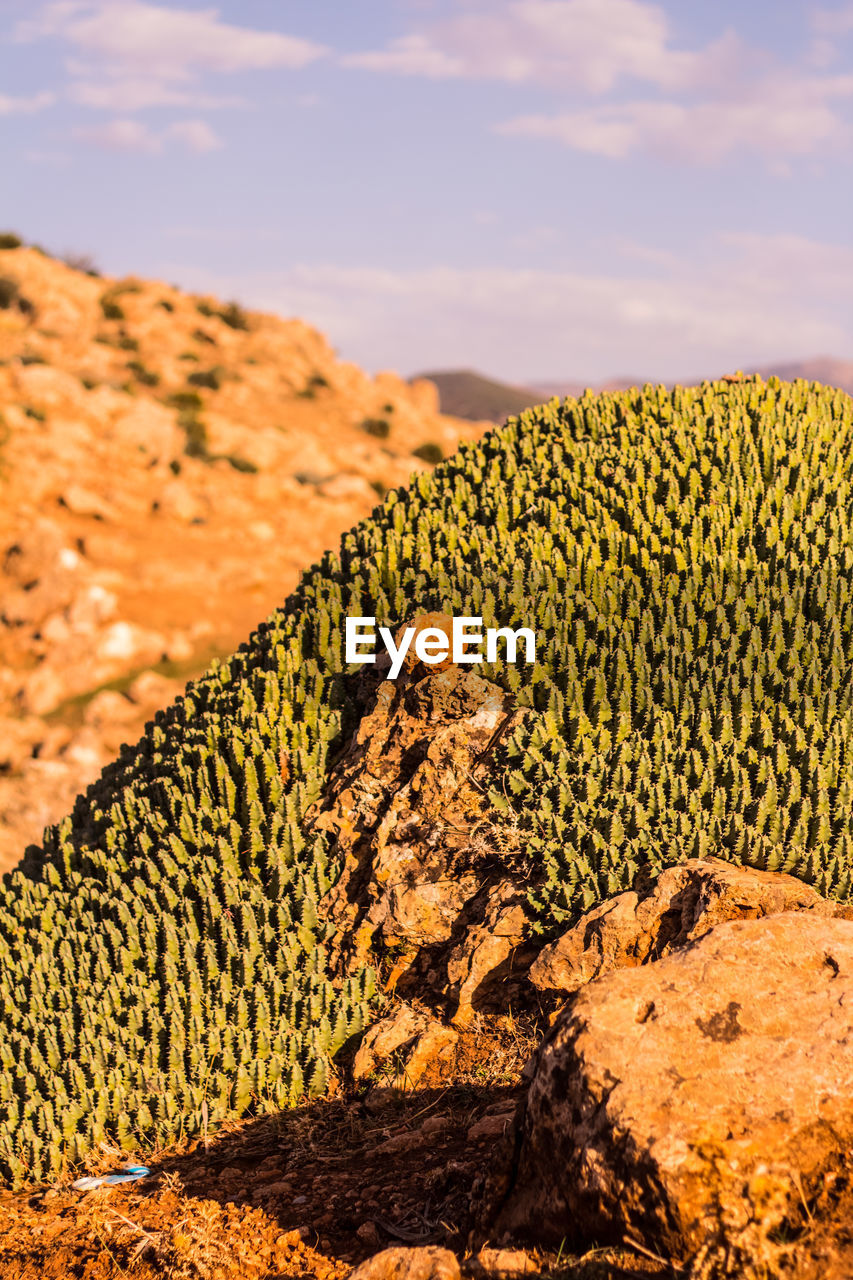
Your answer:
2;375;852;1185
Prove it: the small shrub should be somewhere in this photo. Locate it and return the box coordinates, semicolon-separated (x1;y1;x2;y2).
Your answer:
360;417;391;440
219;301;250;331
187;367;223;391
169;459;182;476
127;361;160;388
100;296;125;321
19;353;46;367
23;405;46;422
413;442;444;465
81;377;99;390
298;372;330;398
0;277;21;310
0;276;32;315
0;233;22;251
369;479;388;498
196;300;216;318
178;351;199;362
178;411;210;459
169;390;204;412
157;298;175;312
382;402;395;414
192;328;216;346
62;252;100;277
117;335;139;352
223;453;258;474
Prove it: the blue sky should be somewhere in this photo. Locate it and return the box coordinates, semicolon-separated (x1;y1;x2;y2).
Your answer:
1;0;852;383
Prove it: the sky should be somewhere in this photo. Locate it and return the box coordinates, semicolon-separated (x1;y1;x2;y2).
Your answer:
1;0;852;384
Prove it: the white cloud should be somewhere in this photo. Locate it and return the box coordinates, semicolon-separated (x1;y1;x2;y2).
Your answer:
75;117;162;152
74;116;223;154
814;4;853;35
344;33;467;79
17;2;327;78
0;91;55;115
497;74;853;162
68;78;244;111
165;119;222;153
17;2;327;118
344;0;744;94
168;234;853;384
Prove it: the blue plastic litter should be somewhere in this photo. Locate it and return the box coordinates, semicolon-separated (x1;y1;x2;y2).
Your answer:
71;1164;150;1191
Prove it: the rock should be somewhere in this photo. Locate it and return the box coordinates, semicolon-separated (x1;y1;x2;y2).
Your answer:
494;913;853;1271
357;1221;383;1246
350;1247;460;1280
308;662;527;978
445;882;532;1026
353;1005;457;1089
466;1113;514;1143
2;520;67;584
470;1248;537;1278
394;612;457;676
60;484;115;520
529;856;846;1000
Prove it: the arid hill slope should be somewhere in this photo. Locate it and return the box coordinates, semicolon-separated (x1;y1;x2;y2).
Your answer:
0;245;486;871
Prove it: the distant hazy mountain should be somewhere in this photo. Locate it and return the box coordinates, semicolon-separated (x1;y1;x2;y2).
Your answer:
744;358;853;395
412;369;543;422
418;359;853;422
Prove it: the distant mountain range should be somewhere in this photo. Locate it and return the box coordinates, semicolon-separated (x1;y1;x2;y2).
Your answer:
417;358;853;423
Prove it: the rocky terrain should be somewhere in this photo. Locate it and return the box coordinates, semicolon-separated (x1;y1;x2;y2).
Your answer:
0;243;485;872
4;653;853;1277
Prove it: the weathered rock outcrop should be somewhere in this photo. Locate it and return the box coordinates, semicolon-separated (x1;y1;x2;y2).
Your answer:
308;658;531;1022
493;912;853;1274
529;856;850;1001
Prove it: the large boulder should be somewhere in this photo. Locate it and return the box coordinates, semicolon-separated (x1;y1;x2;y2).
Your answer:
529;856;848;1001
494;913;853;1273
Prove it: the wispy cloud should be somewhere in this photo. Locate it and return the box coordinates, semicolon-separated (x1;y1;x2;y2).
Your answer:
17;2;327;76
74;116;223;154
814;3;853;36
67;79;245;112
0;91;55;115
171;233;853;383
16;2;327;114
345;0;853;166
344;0;744;93
497;74;853;162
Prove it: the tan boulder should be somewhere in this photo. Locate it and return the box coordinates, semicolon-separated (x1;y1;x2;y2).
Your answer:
495;913;853;1272
350;1248;460;1280
529;856;845;1000
445;882;532;1026
353;1004;457;1090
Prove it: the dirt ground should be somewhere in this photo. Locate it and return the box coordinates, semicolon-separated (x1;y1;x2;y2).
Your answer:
0;1016;670;1280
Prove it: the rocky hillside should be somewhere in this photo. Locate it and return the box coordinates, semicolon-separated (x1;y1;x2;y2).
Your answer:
0;242;486;871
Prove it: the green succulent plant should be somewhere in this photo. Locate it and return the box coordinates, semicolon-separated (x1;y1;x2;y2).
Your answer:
2;375;852;1187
